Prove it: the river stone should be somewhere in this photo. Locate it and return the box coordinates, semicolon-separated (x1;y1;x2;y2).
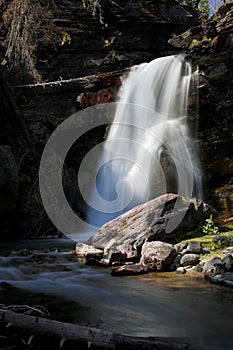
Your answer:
88;193;216;248
209;272;233;287
202;256;222;273
180;254;200;266
224;247;233;255
116;243;140;262
111;264;150;276
174;242;188;253
187;241;202;254
222;254;233;271
170;254;182;271
176;267;186;274
107;248;122;263
75;243;103;260
140;241;176;271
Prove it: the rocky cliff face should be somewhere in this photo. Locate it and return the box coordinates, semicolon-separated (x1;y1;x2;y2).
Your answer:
169;3;233;221
0;0;200;238
3;1;233;238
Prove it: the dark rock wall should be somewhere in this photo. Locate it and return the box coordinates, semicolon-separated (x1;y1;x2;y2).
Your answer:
169;3;233;219
4;0;231;238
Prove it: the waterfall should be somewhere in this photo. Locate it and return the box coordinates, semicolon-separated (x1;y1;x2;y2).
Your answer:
87;54;202;227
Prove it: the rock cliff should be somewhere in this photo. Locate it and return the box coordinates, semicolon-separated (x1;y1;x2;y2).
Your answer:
169;3;233;220
2;1;233;238
0;0;200;238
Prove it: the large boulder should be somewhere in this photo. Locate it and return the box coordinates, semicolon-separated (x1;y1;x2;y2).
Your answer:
140;241;176;271
88;193;216;248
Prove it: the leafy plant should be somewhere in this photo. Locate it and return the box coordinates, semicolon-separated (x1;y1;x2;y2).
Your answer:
61;32;71;46
202;215;219;236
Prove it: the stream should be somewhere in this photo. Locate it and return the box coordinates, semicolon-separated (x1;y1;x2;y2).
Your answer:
1;237;233;349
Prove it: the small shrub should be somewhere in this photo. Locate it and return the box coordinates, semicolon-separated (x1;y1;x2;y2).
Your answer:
202;215;219;236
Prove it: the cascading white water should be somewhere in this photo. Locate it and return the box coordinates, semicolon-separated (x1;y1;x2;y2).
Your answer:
87;54;202;227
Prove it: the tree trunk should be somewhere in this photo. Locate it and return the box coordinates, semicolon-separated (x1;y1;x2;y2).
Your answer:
0;309;220;350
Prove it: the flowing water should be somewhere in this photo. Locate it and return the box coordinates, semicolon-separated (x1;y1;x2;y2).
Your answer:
1;56;232;348
87;55;202;227
1;239;233;349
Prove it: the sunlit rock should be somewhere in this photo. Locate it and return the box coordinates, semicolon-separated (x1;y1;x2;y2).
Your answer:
88;193;217;248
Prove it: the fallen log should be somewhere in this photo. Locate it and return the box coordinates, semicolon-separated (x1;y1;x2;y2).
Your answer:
0;309;222;350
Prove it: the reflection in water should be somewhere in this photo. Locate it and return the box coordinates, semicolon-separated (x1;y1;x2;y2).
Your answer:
0;239;233;348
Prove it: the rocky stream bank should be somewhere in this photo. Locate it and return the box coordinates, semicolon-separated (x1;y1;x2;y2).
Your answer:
75;193;233;287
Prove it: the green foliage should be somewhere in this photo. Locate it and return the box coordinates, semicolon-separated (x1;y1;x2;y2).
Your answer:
202;215;219;236
61;32;71;46
212;235;233;250
82;0;87;9
199;0;210;14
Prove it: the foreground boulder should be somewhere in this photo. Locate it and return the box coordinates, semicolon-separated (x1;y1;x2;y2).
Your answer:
88;193;216;248
140;241;176;271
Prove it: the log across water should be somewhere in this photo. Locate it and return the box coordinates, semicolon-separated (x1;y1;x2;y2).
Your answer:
0;309;221;350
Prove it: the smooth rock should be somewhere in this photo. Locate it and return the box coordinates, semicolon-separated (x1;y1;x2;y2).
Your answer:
75;243;103;260
107;248;122;263
85;258;100;266
176;267;187;274
202;256;222;273
187;241;202;254
222;254;233;271
224;247;233;255
180;254;200;266
202;247;211;254
140;241;176;271
170;254;182;271
99;259;111;266
111;264;150;276
209;272;233;287
103;239;116;256
174;242;188;253
88;194;216;248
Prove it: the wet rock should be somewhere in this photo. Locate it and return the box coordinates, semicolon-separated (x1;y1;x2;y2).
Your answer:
85;258;100;267
116;243;140;262
107;248;122;264
75;243;103;260
222;254;233;271
170;254;182;271
88;193;216;248
180;254;200;266
202;247;211;254
0;281;14;289
99;258;111;267
205;264;226;279
103;239;116;256
209;272;233;287
224;247;233;255
111;264;150;276
176;267;186;274
174;242;188;253
187;241;202;254
202;256;222;273
140;241;176;271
